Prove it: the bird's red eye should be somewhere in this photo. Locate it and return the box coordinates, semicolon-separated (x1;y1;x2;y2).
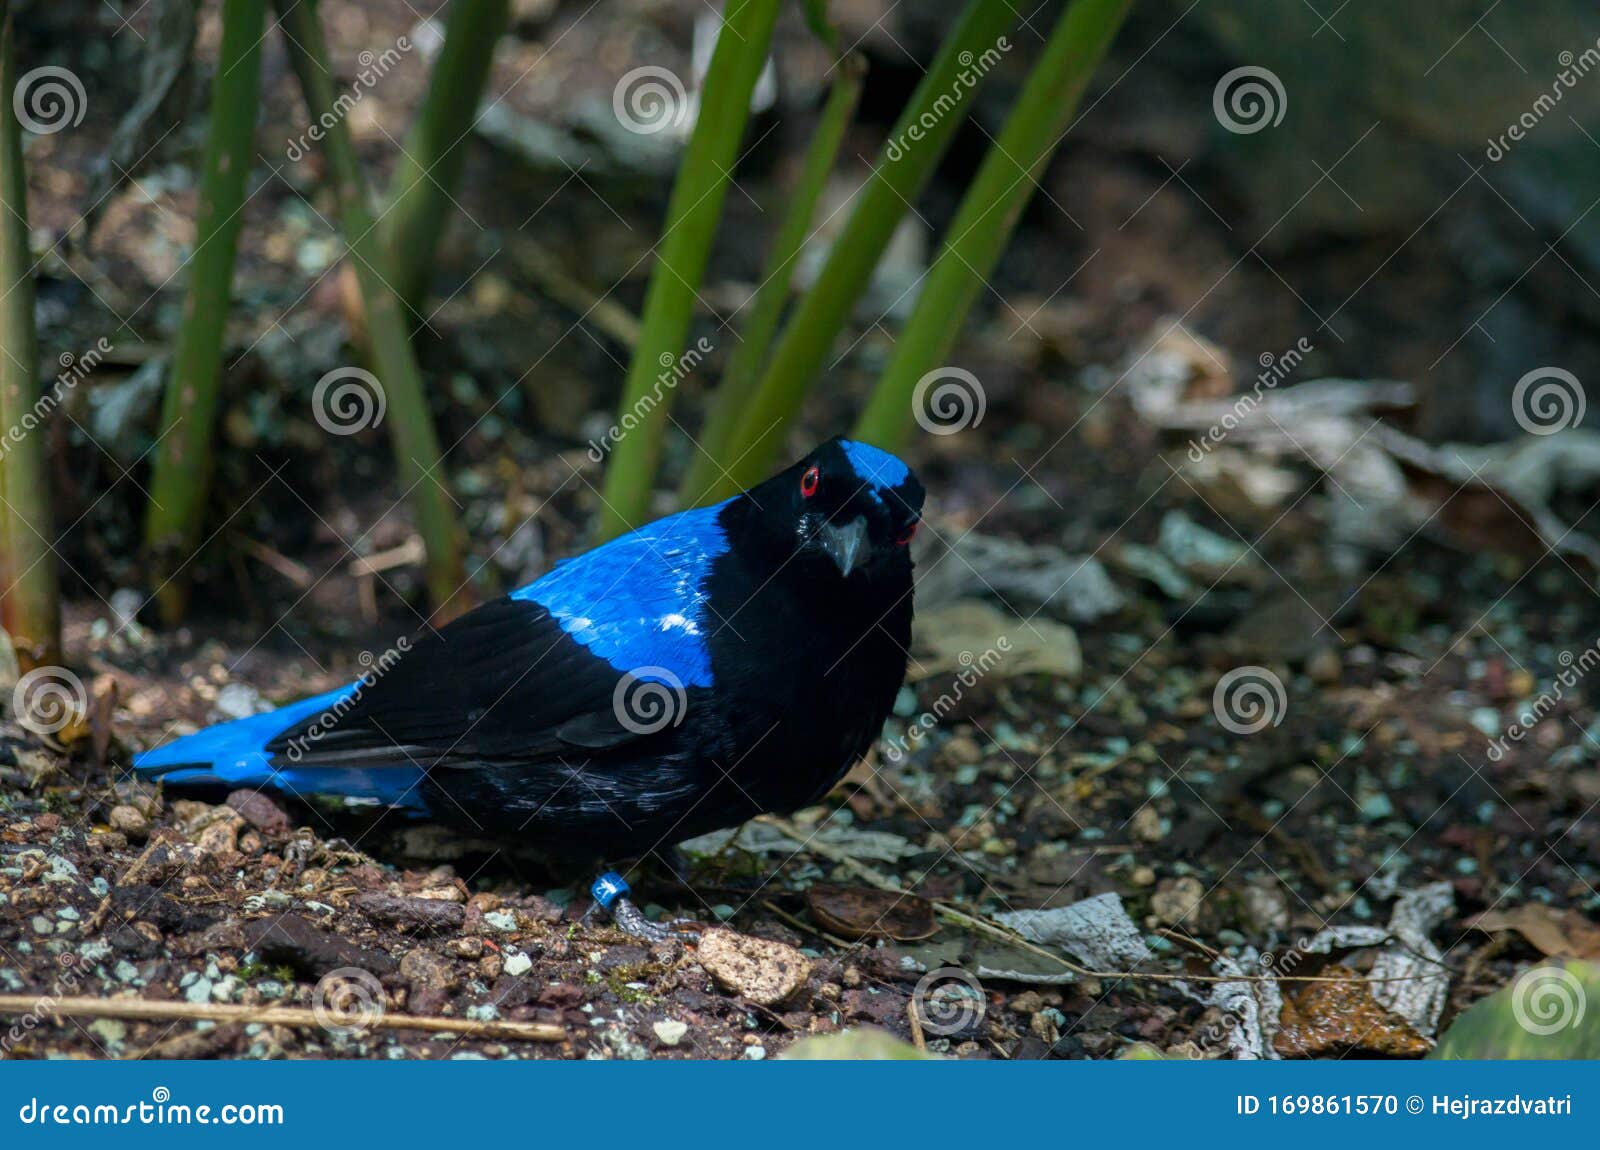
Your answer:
896;519;919;546
800;465;820;498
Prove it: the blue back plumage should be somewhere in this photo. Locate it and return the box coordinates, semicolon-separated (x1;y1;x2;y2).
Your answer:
512;500;730;687
839;439;910;503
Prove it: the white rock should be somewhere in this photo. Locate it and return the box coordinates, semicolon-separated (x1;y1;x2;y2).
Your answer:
652;1019;688;1047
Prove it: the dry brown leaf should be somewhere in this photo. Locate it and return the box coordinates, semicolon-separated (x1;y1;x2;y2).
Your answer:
1273;964;1431;1058
1467;904;1600;960
805;885;938;941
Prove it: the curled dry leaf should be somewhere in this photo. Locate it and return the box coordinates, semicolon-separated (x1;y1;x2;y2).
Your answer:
805;885;938;941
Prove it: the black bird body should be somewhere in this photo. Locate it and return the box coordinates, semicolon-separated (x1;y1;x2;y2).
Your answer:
136;439;925;867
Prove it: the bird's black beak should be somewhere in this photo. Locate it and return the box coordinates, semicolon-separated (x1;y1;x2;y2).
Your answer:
819;515;869;577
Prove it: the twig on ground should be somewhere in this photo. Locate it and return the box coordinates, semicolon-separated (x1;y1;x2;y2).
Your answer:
0;994;566;1043
907;998;927;1051
754;815;1442;987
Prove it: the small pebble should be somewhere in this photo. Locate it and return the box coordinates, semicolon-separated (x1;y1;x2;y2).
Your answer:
108;805;150;839
503;951;533;977
653;1019;688;1046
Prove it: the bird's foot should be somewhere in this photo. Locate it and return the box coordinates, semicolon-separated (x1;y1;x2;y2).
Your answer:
586;872;700;942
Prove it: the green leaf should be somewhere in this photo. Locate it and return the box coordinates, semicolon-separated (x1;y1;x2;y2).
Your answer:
781;1028;943;1059
1431;962;1600;1059
800;0;839;52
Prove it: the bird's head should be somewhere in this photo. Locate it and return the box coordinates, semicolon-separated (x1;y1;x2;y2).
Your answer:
743;437;924;582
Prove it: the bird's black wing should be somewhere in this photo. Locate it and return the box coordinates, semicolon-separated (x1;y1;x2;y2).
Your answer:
263;596;674;770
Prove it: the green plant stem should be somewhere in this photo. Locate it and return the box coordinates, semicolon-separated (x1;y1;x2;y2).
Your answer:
679;55;864;508
595;0;783;539
0;3;58;666
707;0;1018;498
384;0;509;320
276;0;468;618
856;0;1132;450
140;0;265;626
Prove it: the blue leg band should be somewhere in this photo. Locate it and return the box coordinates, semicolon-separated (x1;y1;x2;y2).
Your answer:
591;871;630;910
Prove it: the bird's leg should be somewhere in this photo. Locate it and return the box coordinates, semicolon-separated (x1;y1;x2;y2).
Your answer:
585;871;698;942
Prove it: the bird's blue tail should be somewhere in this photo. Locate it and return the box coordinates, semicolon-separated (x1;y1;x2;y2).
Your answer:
133;684;428;811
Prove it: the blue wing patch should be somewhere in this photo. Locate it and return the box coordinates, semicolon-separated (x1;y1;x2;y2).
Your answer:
511;500;731;688
839;439;910;502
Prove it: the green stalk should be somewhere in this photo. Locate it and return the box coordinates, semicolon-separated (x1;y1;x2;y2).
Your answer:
0;3;58;667
708;0;1018;498
383;0;510;319
678;55;864;508
856;0;1132;449
276;0;468;618
141;0;265;625
595;0;783;539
